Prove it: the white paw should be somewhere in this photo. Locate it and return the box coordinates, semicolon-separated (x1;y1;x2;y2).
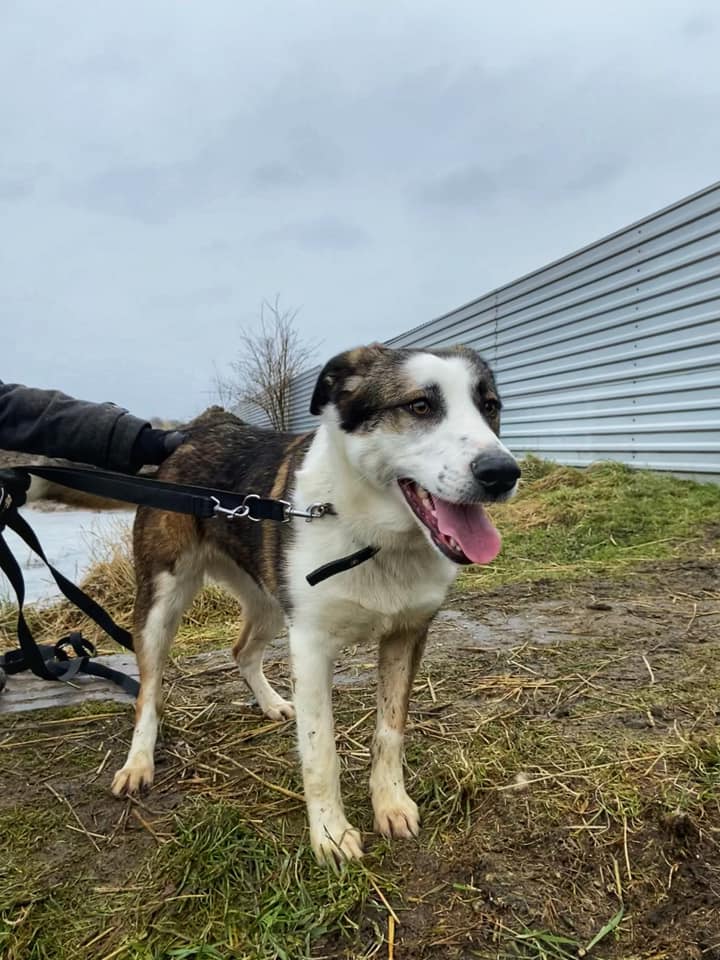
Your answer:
373;791;420;839
260;692;295;721
310;811;364;867
111;753;155;796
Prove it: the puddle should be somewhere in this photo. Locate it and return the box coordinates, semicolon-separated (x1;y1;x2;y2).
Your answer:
434;606;575;651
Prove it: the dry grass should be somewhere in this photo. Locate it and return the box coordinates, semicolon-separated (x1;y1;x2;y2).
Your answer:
2;579;720;958
460;456;720;591
1;458;719;958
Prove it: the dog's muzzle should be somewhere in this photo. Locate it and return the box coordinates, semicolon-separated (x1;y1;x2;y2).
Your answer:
470;455;521;498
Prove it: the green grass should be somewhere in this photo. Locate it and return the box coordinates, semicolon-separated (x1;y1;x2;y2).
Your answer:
0;806;66;913
127;801;380;960
0;800;384;960
479;907;625;960
459;456;720;590
2;625;720;959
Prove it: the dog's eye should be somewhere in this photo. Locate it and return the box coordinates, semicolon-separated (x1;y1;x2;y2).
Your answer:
407;398;432;416
483;398;500;417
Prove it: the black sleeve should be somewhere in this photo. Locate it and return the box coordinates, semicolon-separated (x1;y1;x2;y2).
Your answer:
0;381;150;472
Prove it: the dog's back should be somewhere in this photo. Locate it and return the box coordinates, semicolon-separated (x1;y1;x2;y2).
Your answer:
135;407;313;599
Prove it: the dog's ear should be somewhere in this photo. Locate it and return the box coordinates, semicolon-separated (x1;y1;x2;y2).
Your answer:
310;354;353;415
309;344;388;415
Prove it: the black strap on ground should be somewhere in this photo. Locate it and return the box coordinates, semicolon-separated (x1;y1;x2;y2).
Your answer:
0;487;139;698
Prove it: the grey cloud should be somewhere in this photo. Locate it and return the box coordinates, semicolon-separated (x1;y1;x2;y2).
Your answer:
199;239;231;255
265;216;369;251
413;149;565;212
416;165;498;209
75;51;140;78
252;126;343;189
682;13;714;37
67;122;343;222
0;167;40;202
252;163;305;188
567;158;626;192
67;163;192;223
148;285;234;309
292;217;368;251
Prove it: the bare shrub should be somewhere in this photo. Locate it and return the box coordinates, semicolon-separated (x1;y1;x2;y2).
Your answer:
215;297;318;431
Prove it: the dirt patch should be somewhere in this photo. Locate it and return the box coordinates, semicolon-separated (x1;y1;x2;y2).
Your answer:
1;557;719;959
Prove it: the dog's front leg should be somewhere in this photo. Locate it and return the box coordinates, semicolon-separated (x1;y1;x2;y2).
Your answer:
291;626;363;866
371;624;428;839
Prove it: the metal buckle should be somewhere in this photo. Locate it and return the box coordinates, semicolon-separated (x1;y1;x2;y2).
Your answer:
210;495;250;520
242;494;262;522
212;493;328;524
281;501;327;523
211;493;265;522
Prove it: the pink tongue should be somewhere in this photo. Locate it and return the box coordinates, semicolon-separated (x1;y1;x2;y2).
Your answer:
434;498;502;564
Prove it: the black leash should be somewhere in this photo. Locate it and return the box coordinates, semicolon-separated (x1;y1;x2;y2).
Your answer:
0;475;139;698
0;463;379;701
26;464;379;584
28;465;296;523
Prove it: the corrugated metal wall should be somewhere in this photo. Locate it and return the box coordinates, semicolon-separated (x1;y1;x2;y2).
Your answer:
249;182;720;477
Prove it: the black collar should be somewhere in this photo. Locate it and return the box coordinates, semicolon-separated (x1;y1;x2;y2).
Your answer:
306;544;380;585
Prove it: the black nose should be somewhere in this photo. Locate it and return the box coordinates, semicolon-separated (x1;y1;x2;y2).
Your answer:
471;455;521;495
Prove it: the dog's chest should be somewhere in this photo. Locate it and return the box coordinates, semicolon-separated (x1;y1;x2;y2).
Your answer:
288;517;455;646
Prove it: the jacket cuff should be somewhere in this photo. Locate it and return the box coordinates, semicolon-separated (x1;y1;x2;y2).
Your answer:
106;411;149;472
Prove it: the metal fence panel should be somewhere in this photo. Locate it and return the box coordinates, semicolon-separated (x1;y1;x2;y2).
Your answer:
243;183;720;477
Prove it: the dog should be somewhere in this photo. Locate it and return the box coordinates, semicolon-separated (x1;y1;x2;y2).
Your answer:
111;343;520;865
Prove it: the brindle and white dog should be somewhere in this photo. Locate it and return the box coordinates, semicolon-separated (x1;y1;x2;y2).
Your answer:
111;343;520;865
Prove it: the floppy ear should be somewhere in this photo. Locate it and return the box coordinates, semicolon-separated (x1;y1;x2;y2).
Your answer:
310;354;353;415
309;344;388;416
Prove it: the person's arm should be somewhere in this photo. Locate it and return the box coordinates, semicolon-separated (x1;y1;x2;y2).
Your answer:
0;381;184;472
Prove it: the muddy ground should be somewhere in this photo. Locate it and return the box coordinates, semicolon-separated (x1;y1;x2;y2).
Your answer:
1;557;719;959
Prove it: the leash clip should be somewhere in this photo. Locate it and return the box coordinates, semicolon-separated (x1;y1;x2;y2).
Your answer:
281;501;327;523
211;494;330;524
210;495;251;521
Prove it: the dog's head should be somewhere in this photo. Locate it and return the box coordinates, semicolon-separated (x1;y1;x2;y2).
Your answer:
310;343;520;565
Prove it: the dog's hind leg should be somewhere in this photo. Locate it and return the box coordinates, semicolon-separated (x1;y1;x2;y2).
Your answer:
231;602;294;721
112;552;201;796
370;623;429;839
207;559;294;721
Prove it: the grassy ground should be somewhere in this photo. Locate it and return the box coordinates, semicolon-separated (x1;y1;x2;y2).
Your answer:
462;455;720;589
1;459;719;959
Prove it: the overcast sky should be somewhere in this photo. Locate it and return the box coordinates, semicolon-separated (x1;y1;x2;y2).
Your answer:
2;0;718;419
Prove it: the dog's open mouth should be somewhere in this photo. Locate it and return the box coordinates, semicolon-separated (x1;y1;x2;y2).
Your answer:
398;479;502;565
